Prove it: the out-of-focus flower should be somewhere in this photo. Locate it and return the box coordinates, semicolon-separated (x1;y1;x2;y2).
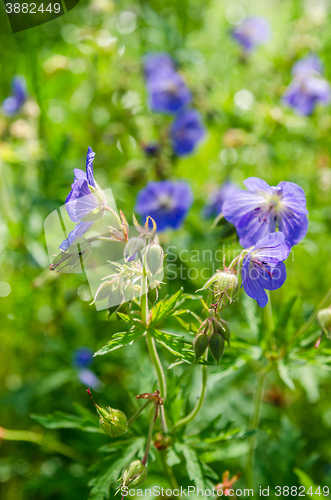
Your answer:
59;147;106;251
145;67;192;114
241;232;291;308
223;177;308;248
204;182;239;218
143;53;176;79
73;347;93;368
169;109;205;156
232;16;271;52
135;180;193;231
283;55;331;116
142;142;160;157
78;369;101;389
2;76;27;116
215;471;241;497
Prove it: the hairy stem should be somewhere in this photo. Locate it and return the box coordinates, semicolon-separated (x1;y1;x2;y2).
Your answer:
146;333;167;405
142;401;158;466
173;354;208;430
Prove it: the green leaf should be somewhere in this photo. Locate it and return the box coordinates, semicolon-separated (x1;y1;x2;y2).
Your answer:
178;444;205;490
273;296;297;342
88;438;145;500
293;468;321;500
166;447;181;467
116;312;131;323
94;329;145;356
277;360;295;390
150;329;211;365
30;411;103;433
150;289;183;327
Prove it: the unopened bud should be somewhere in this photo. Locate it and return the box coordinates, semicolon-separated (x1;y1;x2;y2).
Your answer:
146;244;164;276
108;285;123;308
209;332;225;364
216;271;238;304
317;307;331;338
94;281;113;302
123;280;135;302
121;459;147;488
124;237;145;262
194;332;209;361
87;389;128;437
218;321;231;344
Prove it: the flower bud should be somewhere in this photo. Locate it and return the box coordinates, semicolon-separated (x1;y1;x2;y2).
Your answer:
108;285;123;308
121;459;147;489
87;389;128;438
218;321;231;344
317;308;331;338
146;244;164;276
209;332;225;364
215;271;239;304
124;237;145;262
94;281;113;302
194;332;209;361
123;280;135;302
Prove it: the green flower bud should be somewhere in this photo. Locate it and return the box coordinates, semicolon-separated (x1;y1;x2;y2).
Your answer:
146;244;164;276
87;389;128;438
108;286;123;308
123;280;135;302
94;281;113;302
317;308;331;338
193;332;209;361
215;271;239;304
124;237;145;261
209;332;225;364
121;459;147;489
218;321;231;344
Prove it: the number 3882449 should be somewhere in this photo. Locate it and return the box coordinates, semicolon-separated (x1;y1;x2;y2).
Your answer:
5;3;61;13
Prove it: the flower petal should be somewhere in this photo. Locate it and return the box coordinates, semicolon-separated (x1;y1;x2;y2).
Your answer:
59;221;94;251
86;147;96;187
243;177;274;195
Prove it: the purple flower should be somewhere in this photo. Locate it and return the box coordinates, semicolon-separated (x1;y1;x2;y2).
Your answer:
144;53;191;114
222;177;308;248
73;347;94;368
204;182;239;218
59;147;106;251
2;76;27;116
170;110;205;156
78;369;101;390
242;232;291;308
135;180;193;231
283;55;331;116
232;17;271;52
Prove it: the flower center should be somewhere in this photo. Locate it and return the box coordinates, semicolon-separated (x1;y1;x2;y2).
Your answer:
157;194;175;211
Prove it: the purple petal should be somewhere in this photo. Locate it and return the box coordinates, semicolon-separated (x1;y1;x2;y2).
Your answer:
292;55;323;77
242;255;269;308
253;232;291;263
86;147;96;187
243;177;273;195
257;261;287;291
59;221;94;251
236;209;276;248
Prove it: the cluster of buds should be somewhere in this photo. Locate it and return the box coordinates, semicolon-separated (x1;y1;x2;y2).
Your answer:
200;269;239;311
194;311;231;364
86;389;128;438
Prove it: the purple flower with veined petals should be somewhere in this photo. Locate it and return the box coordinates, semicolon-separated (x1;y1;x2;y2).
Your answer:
222;177;308;248
283;55;331;116
170;109;205;156
2;76;27;116
204;182;240;218
59;147;106;251
242;232;291;308
232;17;271;52
135;180;193;231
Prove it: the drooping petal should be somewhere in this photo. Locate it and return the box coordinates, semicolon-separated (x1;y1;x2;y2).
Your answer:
59;221;94;251
242;256;269;308
86;147;96;187
257;261;287;291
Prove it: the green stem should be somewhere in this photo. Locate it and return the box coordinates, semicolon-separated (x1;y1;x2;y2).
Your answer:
0;427;84;462
159;449;180;490
245;367;269;490
142;401;158;466
173;356;208;430
127;401;151;426
146;332;167;404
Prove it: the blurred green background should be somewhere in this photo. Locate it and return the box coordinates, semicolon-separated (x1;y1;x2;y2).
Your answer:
1;0;331;498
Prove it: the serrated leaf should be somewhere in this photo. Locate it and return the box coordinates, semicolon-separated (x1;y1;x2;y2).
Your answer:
166;447;181;467
150;289;183;327
277;360;295;390
178;444;205;490
94;329;145;356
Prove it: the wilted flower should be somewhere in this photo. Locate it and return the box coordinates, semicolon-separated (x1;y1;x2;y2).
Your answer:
170;109;205;156
144;53;191;114
204;182;239;218
135;180;193;231
232;16;271;52
59;147;106;251
223;177;308;248
283;55;331;116
2;76;27;116
241;232;291;308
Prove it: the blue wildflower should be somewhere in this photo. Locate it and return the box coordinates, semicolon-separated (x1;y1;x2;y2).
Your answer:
59;147;106;251
232;16;271;52
204;182;240;218
135;180;193;231
73;347;94;368
2;76;27;116
170;109;205;156
223;177;308;248
144;53;191;114
242;232;291;308
283;55;331;116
